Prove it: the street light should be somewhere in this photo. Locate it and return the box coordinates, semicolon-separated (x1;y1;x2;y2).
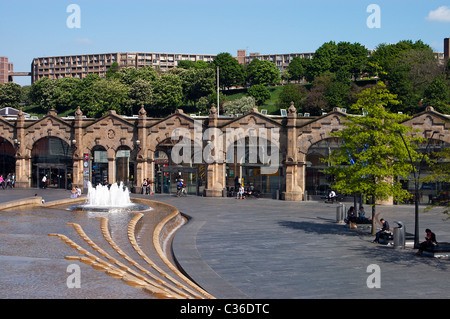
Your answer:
396;130;439;248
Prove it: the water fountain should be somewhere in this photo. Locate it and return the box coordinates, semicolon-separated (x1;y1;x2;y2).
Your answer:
71;182;150;212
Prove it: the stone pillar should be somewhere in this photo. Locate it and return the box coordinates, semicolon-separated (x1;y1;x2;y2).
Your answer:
204;104;225;197
282;102;303;201
14;108;28;188
108;148;116;185
135;105;147;194
73;106;84;190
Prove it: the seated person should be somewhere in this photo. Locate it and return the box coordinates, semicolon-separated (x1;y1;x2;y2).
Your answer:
373;218;390;243
357;206;367;223
417;229;438;255
328;190;336;202
236;184;245;199
346;206;357;223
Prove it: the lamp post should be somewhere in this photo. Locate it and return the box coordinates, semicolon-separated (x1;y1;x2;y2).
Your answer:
397;130;439;248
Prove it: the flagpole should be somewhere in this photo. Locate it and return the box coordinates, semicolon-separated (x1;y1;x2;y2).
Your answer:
217;66;219;117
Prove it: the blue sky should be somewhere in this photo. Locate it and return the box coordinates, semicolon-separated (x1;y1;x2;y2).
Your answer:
1;0;450;86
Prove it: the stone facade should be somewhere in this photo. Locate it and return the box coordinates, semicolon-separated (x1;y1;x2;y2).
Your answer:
0;105;448;201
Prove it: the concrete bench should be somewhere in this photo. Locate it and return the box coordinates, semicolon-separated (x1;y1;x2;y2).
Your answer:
378;231;394;245
422;242;450;258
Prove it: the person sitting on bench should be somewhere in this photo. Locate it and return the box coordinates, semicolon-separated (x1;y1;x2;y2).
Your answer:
373;218;390;243
328;190;336;203
417;229;438;255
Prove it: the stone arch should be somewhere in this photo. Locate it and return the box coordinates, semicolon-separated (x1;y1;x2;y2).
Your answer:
0;136;16;177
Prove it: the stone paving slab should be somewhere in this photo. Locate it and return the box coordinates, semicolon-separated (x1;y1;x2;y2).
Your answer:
159;195;450;299
1;188;449;300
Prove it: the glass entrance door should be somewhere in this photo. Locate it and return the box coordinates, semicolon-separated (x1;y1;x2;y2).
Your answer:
35;165;68;189
160;166;200;195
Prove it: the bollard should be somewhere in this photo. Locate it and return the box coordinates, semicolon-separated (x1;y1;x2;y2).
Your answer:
393;221;405;249
336;203;345;224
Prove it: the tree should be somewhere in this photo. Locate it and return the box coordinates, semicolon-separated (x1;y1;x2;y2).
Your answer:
277;83;307;110
84;79;130;118
151;73;183;114
303;41;368;82
106;61;121;80
369;40;432;78
423;147;450;218
422;76;450;114
179;67;216;106
326;82;424;234
212;52;245;89
246;59;280;86
334;41;368;79
119;66;158;86
302;74;334;115
384;47;443;114
53;77;81;113
286;56;310;82
248;84;271;106
0;82;22;108
73;74;103;113
323;71;352;109
29;77;57;111
128;79;153;114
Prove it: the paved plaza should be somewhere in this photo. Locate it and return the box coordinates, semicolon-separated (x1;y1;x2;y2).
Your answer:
0;188;449;299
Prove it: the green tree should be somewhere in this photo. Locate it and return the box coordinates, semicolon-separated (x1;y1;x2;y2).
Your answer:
73;74;103;113
334;41;368;79
384;47;442;114
29;77;57;111
326;82;424;234
423;147;450;218
0;82;22;108
422;76;450;114
306;41;368;82
53;77;81;113
119;66;158;86
277;83;307;110
128;79;153;114
323;72;352;109
305;41;337;82
246;59;280;86
151;73;183;114
85;79;130;118
302;74;333;115
179;67;216;106
286;56;310;82
248;84;271;106
212;52;245;89
106;61;121;80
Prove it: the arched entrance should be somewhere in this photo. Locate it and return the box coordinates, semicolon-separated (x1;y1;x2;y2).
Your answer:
305;137;342;197
400;139;450;203
31;137;73;189
225;136;282;197
153;138;204;195
0;137;15;181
